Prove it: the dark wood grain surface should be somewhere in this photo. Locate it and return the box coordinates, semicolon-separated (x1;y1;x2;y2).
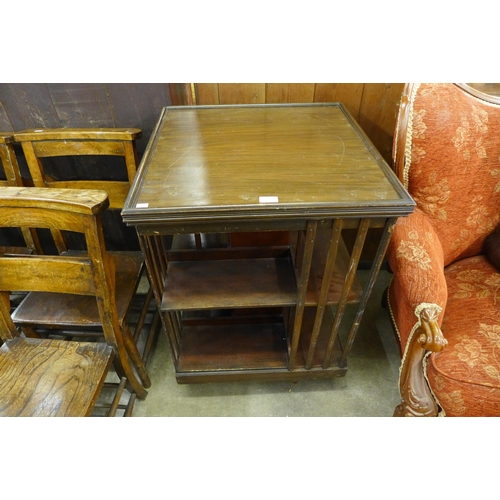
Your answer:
0;338;113;417
123;104;413;224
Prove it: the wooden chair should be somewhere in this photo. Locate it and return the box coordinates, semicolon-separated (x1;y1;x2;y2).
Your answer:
0;134;42;253
387;83;500;416
0;187;138;416
11;128;160;389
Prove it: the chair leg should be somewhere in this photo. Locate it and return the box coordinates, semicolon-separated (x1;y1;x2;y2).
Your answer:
124;393;137;417
112;354;148;400
121;324;151;388
107;377;127;417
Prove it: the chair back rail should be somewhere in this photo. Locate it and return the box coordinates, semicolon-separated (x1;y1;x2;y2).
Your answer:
13;128;142;253
0;135;43;253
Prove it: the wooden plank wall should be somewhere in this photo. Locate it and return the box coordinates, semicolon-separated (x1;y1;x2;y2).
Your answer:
194;83;404;165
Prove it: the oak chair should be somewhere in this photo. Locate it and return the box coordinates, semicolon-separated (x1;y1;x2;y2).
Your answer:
387;83;500;416
11;128;160;390
0;134;42;253
0;187;138;415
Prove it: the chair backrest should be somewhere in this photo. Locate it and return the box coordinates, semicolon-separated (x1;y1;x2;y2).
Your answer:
0;134;42;253
393;83;500;266
13;128;142;253
0;186;122;347
0;134;23;187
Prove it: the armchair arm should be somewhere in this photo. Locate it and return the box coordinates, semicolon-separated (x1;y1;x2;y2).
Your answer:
387;207;448;416
387;207;447;321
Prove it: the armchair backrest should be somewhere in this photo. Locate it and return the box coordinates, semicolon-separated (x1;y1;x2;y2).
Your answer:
393;83;500;266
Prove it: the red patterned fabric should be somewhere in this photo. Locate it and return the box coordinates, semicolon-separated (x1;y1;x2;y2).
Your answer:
387;83;500;416
405;84;500;265
388;207;447;350
427;256;500;416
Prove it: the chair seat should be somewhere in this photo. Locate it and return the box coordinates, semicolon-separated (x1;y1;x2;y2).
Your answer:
427;255;500;416
0;337;113;416
12;251;144;328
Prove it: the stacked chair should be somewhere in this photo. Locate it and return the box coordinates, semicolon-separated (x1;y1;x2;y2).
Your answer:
0;187;134;416
0;128;161;415
0;134;42;254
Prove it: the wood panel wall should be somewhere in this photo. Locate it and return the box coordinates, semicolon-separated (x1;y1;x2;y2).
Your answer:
194;83;404;165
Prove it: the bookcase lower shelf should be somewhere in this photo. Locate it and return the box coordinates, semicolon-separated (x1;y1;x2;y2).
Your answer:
170;307;347;384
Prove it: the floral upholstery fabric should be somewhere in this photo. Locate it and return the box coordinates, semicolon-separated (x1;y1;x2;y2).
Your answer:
388;207;447;346
387;83;500;416
427;256;500;416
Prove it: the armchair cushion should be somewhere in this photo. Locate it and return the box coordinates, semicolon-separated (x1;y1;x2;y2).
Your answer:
427;255;500;416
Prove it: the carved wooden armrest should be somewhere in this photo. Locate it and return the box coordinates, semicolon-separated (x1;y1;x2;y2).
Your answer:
394;305;448;417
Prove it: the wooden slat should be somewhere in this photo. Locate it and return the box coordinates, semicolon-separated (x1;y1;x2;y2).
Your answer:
314;83;365;120
195;84;220;105
218;83;266;104
14;129;141;142
322;218;370;368
305;219;343;369
339;217;398;367
0;255;95;295
306;229;363;305
357;83;405;163
265;83;316;103
0;290;17;339
289;220;317;370
169;84;194;105
45;180;130;209
33;140;126;157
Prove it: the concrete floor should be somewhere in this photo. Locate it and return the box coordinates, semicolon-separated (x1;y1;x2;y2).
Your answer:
132;270;402;417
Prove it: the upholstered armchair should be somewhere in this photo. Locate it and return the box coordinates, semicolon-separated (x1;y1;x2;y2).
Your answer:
387;83;500;416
